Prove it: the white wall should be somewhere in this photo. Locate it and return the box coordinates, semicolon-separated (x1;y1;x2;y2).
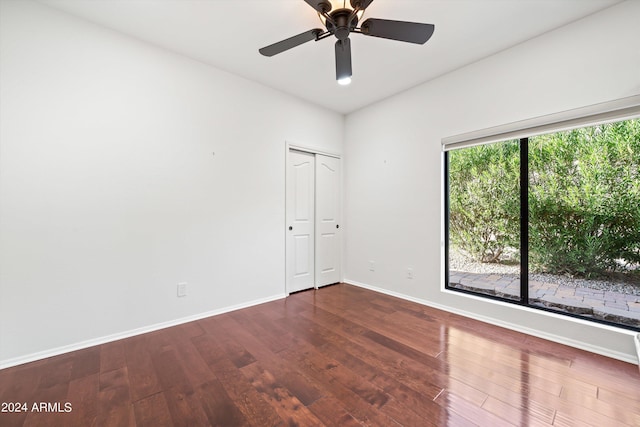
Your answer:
0;0;343;366
344;0;640;362
2;0;638;369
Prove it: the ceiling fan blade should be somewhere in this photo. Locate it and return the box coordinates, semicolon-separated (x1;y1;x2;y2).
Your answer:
335;38;352;82
259;29;323;57
304;0;332;13
350;0;374;9
361;18;435;44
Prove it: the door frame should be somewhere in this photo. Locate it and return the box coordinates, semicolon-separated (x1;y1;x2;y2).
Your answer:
285;142;341;295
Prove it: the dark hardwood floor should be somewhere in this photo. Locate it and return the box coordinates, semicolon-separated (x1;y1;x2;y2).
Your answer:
1;283;639;426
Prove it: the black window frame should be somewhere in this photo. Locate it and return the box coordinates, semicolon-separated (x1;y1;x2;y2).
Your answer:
444;133;640;332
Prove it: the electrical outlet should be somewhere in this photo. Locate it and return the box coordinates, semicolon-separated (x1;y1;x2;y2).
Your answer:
407;268;414;279
369;260;375;272
177;282;187;297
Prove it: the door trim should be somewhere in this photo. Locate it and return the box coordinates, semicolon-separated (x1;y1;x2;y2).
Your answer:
287;143;341;159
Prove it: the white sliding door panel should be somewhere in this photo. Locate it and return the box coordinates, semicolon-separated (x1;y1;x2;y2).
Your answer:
315;154;341;287
293;235;311;275
286;148;341;293
286;150;315;293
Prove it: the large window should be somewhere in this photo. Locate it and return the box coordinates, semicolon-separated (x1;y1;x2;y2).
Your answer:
446;117;640;330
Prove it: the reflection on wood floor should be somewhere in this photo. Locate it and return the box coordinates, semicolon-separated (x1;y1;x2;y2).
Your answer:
1;283;639;426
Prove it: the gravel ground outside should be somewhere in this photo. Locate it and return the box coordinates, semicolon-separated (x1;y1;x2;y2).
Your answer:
450;249;640;296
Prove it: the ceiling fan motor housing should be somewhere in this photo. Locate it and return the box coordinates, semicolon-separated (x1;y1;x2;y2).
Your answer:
326;9;359;40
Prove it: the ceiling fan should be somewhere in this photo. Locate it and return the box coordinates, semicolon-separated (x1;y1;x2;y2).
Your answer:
259;0;435;85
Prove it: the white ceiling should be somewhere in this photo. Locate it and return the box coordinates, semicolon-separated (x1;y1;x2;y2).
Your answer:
38;0;622;114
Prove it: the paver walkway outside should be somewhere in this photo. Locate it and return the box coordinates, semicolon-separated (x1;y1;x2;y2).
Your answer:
450;270;640;328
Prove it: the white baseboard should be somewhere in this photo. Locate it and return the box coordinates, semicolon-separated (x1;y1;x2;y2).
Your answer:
0;293;286;370
344;279;638;365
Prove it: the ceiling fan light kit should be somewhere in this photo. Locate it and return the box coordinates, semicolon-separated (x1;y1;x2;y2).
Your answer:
259;0;434;85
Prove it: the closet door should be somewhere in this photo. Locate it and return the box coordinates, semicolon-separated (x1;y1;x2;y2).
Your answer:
315;154;341;287
286;150;315;293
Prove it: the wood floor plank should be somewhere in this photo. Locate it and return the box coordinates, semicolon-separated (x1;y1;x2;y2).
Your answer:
277;320;440;427
379;399;438;427
69;347;101;380
190;333;227;367
596;385;640;414
293;299;449;399
150;349;191;393
240;346;325;407
240;362;325;426
197;379;249;427
284;307;448;423
280;342;400;427
553;410;595;427
61;373;99;427
291;295;446;367
442;346;565;396
1;283;639;427
482;395;555;426
0;410;28;427
442;377;488;407
214;312;327;407
327;338;442;415
0;365;42;427
37;356;74;390
434;390;517;427
99;341;127;374
559;386;640;426
200;315;257;369
0;366;12;397
306;396;363;427
163;324;216;387
569;356;640;395
132;392;173;427
163;386;211;427
210;357;284;427
123;336;162;402
306;288;446;359
96;367;135;427
444;361;559;416
231;309;296;354
171;320;206;339
20;357;75;427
